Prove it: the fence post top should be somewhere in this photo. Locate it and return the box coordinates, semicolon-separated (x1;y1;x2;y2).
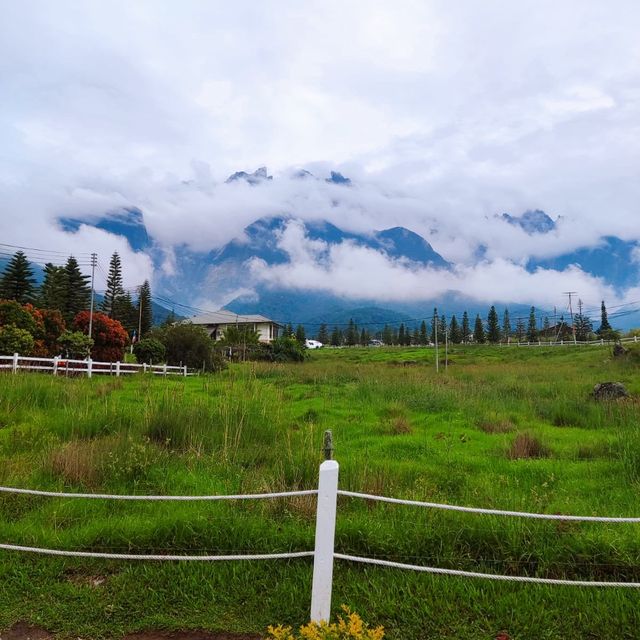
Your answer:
319;459;339;472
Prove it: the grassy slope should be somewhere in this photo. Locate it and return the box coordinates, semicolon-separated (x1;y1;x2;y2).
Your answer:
0;344;639;638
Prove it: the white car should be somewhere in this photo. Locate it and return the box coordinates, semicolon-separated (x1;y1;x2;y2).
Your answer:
305;339;324;349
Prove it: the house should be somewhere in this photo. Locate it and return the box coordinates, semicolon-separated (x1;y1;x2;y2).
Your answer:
188;310;281;343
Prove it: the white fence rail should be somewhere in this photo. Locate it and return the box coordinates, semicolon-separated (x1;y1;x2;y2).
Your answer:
2;436;640;623
0;352;188;377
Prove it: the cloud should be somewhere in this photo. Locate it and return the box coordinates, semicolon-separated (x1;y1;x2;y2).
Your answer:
245;220;620;309
1;0;639;299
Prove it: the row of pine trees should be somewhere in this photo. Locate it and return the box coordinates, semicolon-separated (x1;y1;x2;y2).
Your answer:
307;303;615;346
0;250;154;338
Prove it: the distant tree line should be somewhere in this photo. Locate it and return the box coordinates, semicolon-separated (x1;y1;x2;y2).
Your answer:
307;302;619;347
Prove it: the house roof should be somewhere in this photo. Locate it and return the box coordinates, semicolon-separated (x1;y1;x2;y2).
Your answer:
188;309;281;326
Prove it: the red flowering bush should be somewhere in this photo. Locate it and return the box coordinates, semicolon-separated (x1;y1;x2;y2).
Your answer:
73;311;128;362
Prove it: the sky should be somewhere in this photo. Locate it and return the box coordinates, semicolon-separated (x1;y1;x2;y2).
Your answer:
1;0;639;309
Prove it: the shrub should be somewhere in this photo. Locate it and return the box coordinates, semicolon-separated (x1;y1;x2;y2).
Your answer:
73;311;128;362
0;325;34;355
57;331;94;359
151;323;222;372
267;607;384;640
271;336;307;362
133;338;166;364
0;299;39;334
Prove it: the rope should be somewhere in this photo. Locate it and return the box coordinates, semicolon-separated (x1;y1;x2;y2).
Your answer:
334;554;640;587
0;487;317;501
338;491;640;522
0;543;314;561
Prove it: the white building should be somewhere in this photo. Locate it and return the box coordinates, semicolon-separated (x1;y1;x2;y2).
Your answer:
188;310;281;343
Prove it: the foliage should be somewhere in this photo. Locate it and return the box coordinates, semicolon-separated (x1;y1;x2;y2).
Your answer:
63;256;91;323
219;324;261;347
39;308;66;356
0;251;36;303
0;298;39;334
486;305;501;343
317;323;329;344
133;337;166;364
295;324;306;344
267;607;384;640
73;310;128;361
271;336;307;362
57;330;94;359
137;279;153;338
38;263;67;310
101;252;124;318
0;325;34;355
152;322;219;371
526;306;538;341
472;314;485;343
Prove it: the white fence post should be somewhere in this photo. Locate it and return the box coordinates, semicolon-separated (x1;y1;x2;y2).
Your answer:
310;440;339;623
53;356;59;376
143;363;148;374
116;361;121;377
12;352;18;374
183;365;187;377
163;363;167;377
87;358;92;379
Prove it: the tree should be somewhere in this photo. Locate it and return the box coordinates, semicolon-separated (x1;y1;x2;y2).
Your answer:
574;312;593;341
271;336;307;362
515;318;526;342
295;324;306;344
411;326;419;346
57;331;93;359
152;323;219;371
0;251;36;303
439;315;447;341
430;308;438;344
40;309;66;356
598;301;613;336
502;309;512;343
473;314;486;343
330;326;342;346
461;311;470;344
102;252;124;318
63;257;90;323
133;338;166;364
449;315;461;344
419;320;428;345
38;263;67;311
382;324;393;346
487;306;501;343
0;299;39;335
116;291;138;336
317;324;329;344
527;307;538;342
0;326;35;355
219;324;260;347
361;328;370;346
73;310;128;361
398;323;406;346
345;319;358;346
136;280;153;338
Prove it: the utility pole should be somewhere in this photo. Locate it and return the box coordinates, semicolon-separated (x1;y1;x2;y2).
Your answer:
563;292;578;344
88;253;97;339
434;307;439;373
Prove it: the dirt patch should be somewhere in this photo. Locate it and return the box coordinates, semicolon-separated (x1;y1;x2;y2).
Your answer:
122;632;262;640
0;622;53;640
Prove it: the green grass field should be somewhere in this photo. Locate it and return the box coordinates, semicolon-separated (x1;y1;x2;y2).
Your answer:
1;344;640;639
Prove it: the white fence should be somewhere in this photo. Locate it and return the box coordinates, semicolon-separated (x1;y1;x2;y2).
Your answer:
2;439;640;623
0;352;188;377
498;335;639;347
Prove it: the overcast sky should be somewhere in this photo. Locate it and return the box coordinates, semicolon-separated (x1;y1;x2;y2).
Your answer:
1;1;639;307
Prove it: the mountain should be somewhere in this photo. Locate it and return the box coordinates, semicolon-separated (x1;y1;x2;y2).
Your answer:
501;209;557;234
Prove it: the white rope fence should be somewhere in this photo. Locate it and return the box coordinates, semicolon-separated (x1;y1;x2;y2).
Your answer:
0;486;317;501
338;490;640;523
334;554;640;588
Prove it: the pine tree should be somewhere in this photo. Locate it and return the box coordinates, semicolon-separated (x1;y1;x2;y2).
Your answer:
117;291;137;335
412;326;419;346
473;314;486;343
430;308;438;344
574;312;593;341
502;309;511;343
137;280;153;337
398;323;406;346
382;324;393;345
449;315;461;344
63;256;90;323
102;252;124;318
526;306;538;342
0;251;36;303
317;323;329;344
285;323;294;338
543;316;550;331
330;326;342;346
515;318;526;342
345;319;358;346
360;328;368;346
295;324;306;343
38;263;68;310
598;301;612;335
419;320;427;345
487;305;501;343
439;314;447;339
461;311;470;344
